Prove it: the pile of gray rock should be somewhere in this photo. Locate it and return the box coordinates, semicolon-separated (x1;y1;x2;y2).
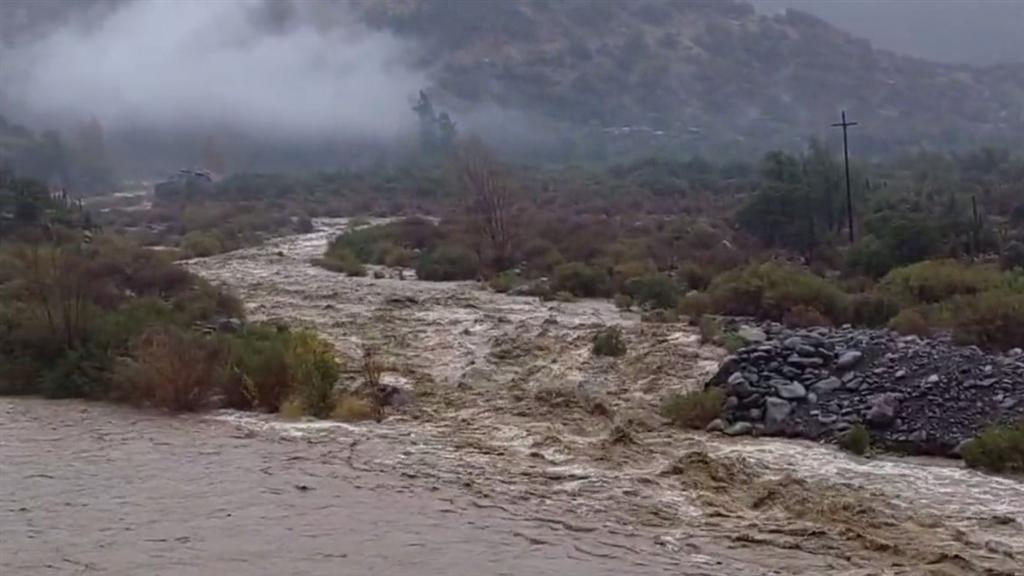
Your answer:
705;323;1024;455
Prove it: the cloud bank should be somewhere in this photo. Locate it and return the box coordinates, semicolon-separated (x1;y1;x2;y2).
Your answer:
2;0;425;140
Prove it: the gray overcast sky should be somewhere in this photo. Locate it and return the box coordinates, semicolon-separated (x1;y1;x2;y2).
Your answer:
752;0;1024;65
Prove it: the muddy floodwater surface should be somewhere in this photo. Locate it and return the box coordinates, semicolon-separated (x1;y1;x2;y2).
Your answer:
3;219;1023;575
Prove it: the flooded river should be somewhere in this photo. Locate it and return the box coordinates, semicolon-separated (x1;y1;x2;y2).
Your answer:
3;220;1023;575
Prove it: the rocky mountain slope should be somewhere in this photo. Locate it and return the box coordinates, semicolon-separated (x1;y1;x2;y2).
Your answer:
358;0;1024;155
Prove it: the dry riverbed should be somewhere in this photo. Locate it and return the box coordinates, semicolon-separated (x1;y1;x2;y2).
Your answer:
3;219;1022;575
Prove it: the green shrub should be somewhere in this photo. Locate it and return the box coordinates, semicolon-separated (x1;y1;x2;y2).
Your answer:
37;347;109;399
887;308;932;337
844;235;894;279
961;422;1024;473
553;262;610;298
287;330;341;418
592;326;627;357
661;388;725;429
624;273;680;309
678;292;712;319
846;293;899;327
328;217;443;266
782;305;832;328
839;424;871;456
181;230;226;258
226;325;294;411
950;291;1024;350
719;332;745;353
704;262;847;323
878;260;1004;306
678;261;713;291
698;316;721;344
416;244;479;281
315;248;366;277
489;270;525;293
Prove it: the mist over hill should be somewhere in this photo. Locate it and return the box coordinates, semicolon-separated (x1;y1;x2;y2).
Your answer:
1;0;1023;178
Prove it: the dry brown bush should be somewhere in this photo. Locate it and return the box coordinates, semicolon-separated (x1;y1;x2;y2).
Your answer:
113;327;226;411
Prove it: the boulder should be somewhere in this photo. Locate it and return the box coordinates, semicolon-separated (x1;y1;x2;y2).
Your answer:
733;380;757;398
774;381;807;400
866;393;900;427
705;418;726;433
736;325;767;344
836;350;863;370
724;421;754;436
724;396;739;411
810;376;842;396
764;397;792;432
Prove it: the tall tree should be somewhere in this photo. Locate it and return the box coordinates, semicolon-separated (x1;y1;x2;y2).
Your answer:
456;138;514;271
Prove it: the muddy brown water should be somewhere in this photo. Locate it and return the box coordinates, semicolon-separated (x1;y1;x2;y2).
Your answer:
3;219;1023;575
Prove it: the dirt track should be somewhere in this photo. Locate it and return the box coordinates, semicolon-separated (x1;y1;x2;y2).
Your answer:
3;219;1021;575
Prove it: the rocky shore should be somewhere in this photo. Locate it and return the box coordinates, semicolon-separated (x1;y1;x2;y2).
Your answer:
705;323;1024;455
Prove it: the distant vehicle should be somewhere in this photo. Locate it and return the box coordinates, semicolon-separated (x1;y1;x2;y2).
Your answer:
153;168;216;200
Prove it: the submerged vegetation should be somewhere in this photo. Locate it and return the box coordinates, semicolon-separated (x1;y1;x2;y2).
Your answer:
662;388;725;430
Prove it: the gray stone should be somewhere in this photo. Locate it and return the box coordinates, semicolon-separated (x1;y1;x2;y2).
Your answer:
806;392;818;404
737;325;767;344
1000;396;1019;410
817;413;838;425
724;396;739;411
783;336;804;349
764;397;792;432
724;421;754;436
705;418;726;433
733;380;756;398
952;438;974;457
925;374;941;385
747;408;763;421
774;381;807;400
787;354;824;368
893;369;907;379
908;429;928;443
796;344;819;357
866;393;900;428
836;350;863;370
811;376;842;396
739;393;765;408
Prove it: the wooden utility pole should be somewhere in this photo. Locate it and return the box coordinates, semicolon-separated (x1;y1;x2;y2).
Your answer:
971;194;980;258
831;110;858;243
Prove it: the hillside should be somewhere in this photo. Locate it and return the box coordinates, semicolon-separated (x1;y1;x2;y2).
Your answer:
357;0;1024;155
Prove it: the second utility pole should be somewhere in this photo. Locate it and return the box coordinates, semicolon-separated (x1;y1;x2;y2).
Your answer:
831;110;858;243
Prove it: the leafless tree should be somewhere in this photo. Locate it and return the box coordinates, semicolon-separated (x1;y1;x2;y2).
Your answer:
455;137;514;271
